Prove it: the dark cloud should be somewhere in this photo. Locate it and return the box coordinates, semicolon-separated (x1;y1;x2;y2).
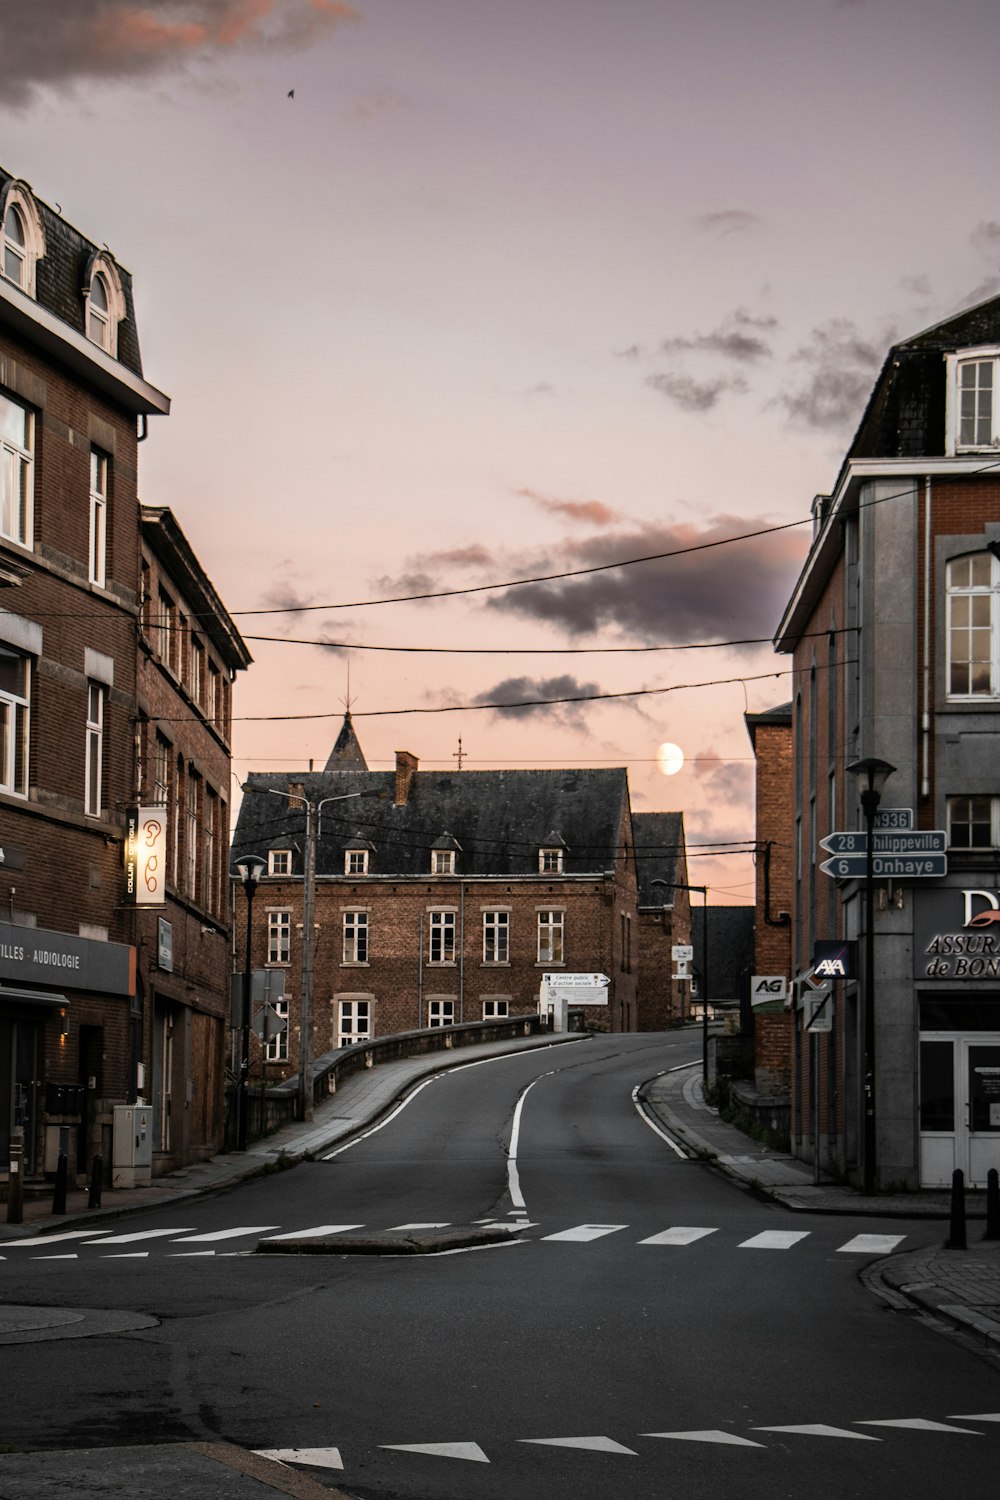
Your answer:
692;748;755;803
693;210;761;237
258;577;320;613
971;222;1000;256
777;318;883;431
0;0;360;108
486;515;808;644
516;488;620;528
472;675;602;723
658;308;778;365
956;276;1000;311
900;273;931;298
644;371;749;411
371;569;436;597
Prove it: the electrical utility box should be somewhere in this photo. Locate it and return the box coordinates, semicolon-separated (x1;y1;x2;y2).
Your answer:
112;1104;153;1187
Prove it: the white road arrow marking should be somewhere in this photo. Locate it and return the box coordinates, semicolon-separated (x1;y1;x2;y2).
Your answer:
739;1231;810;1250
255;1447;343;1470
755;1425;879;1440
638;1227;718;1246
171;1227;279;1242
642;1430;765;1447
857;1419;982;1434
382;1443;490;1463
520;1436;637;1455
836;1234;905;1254
259;1225;363;1241
542;1224;627;1242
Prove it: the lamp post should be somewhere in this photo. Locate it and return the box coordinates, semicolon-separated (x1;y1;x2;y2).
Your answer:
846;756;895;1195
651;879;709;1083
235;853;266;1151
241;783;389;1124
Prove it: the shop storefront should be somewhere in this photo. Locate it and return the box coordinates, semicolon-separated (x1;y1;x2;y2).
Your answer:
916;886;1000;1187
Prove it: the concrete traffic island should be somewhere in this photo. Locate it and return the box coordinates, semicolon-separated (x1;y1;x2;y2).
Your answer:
256;1224;529;1256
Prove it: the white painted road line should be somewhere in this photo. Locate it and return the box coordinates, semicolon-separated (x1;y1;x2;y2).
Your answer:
256;1447;344;1470
836;1234;905;1254
642;1430;766;1447
90;1228;196;1245
1;1230;112;1248
382;1443;490;1463
520;1436;638;1455
754;1425;879;1440
638;1227;719;1247
739;1231;811;1250
857;1418;982;1434
259;1225;364;1241
170;1226;280;1242
542;1224;628;1242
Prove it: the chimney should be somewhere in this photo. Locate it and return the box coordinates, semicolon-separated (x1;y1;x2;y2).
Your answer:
394;750;418;807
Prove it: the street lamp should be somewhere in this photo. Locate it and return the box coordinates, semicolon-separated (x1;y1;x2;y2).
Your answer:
241;783;389;1123
846;755;895;1194
235;853;266;1151
651;878;709;1083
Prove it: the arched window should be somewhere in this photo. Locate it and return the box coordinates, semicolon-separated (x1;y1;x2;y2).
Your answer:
0;183;45;296
83;254;126;357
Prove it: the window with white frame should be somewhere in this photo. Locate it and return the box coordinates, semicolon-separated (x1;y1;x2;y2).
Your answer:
152;731;170;807
0;390;33;548
432;848;456;874
84;682;104;817
343;909;369;964
428;998;455;1027
0;645;30;797
345;848;369;875
338;998;372;1048
264;999;289;1063
89;449;108;587
482;997;509;1019
947;552;1000;697
268;848;291;876
483;910;509;964
947;350;1000;452
947;795;998;849
429;910;456;963
1;189;43;296
539;847;563;873
268;909;291;964
87;272;111;351
537;909;564;964
190;635;205;708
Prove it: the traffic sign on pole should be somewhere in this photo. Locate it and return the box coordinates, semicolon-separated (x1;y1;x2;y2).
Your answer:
820;830;947;855
820;852;947;880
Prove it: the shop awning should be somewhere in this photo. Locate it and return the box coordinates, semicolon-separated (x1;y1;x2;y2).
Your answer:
0;986;68;1010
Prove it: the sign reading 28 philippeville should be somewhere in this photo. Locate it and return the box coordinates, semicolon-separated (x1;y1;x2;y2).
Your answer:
819;819;947;880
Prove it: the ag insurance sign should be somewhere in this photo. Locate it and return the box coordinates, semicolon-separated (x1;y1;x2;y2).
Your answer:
916;887;1000;980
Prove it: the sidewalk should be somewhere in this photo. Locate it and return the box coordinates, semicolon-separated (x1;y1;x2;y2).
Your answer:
641;1063;1000;1351
1;1030;585;1241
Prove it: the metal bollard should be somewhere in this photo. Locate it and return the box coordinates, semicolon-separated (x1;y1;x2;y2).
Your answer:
985;1168;1000;1241
88;1153;103;1210
6;1130;24;1224
947;1167;967;1250
51;1151;68;1216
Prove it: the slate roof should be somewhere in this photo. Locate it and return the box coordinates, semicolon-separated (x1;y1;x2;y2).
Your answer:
633;811;686;907
233;765;631;879
0;166;145;377
693;905;755;1002
846;292;1000;463
324;712;368;772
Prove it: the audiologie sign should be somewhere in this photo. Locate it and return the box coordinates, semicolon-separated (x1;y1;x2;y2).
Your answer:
915;887;1000;980
124;806;168;907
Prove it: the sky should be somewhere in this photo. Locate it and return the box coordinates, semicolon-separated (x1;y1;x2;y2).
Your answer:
3;0;1000;905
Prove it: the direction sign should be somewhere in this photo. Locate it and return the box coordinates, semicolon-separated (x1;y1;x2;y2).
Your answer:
542;972;610;987
821;830;947;855
820;852;947;880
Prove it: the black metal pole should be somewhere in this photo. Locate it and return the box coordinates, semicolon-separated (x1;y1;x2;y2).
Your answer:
701;890;709;1085
237;880;255;1152
862;790;877;1194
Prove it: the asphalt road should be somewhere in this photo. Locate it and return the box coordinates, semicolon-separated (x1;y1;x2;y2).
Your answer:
3;1031;1000;1500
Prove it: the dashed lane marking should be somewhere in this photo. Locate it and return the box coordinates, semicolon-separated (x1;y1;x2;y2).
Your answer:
857;1419;982;1434
541;1224;628;1242
90;1228;196;1245
837;1234;906;1255
520;1436;638;1455
170;1226;280;1242
642;1430;766;1447
739;1231;811;1250
638;1227;718;1246
259;1226;364;1242
754;1425;879;1440
381;1443;490;1463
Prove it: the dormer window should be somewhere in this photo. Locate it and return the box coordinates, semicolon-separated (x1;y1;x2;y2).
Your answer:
83;254;126;357
268;849;292;876
432;849;456;875
539;848;563;873
346;848;369;876
946;349;1000;454
0;183;44;297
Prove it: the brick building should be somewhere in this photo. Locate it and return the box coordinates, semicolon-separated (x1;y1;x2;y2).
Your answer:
745;703;793;1096
634;811;692;1028
230;721;640;1081
0;169;247;1189
774;293;1000;1188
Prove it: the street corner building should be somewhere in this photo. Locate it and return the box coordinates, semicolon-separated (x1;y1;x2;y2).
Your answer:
229;717;642;1091
772;291;1000;1190
0;168;250;1197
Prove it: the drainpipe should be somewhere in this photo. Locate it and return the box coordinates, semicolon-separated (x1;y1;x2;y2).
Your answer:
459;880;465;1023
921;476;932;800
762;842;791;927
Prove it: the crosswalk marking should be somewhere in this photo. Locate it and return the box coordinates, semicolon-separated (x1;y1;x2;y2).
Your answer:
387;1222;451;1230
837;1234;905;1255
170;1226;280;1242
638;1227;718;1246
3;1230;111;1248
739;1230;810;1250
542;1224;627;1242
259;1225;364;1241
91;1228;196;1245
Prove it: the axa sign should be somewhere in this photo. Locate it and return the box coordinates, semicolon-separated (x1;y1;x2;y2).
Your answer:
917;888;1000;979
812;940;856;981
